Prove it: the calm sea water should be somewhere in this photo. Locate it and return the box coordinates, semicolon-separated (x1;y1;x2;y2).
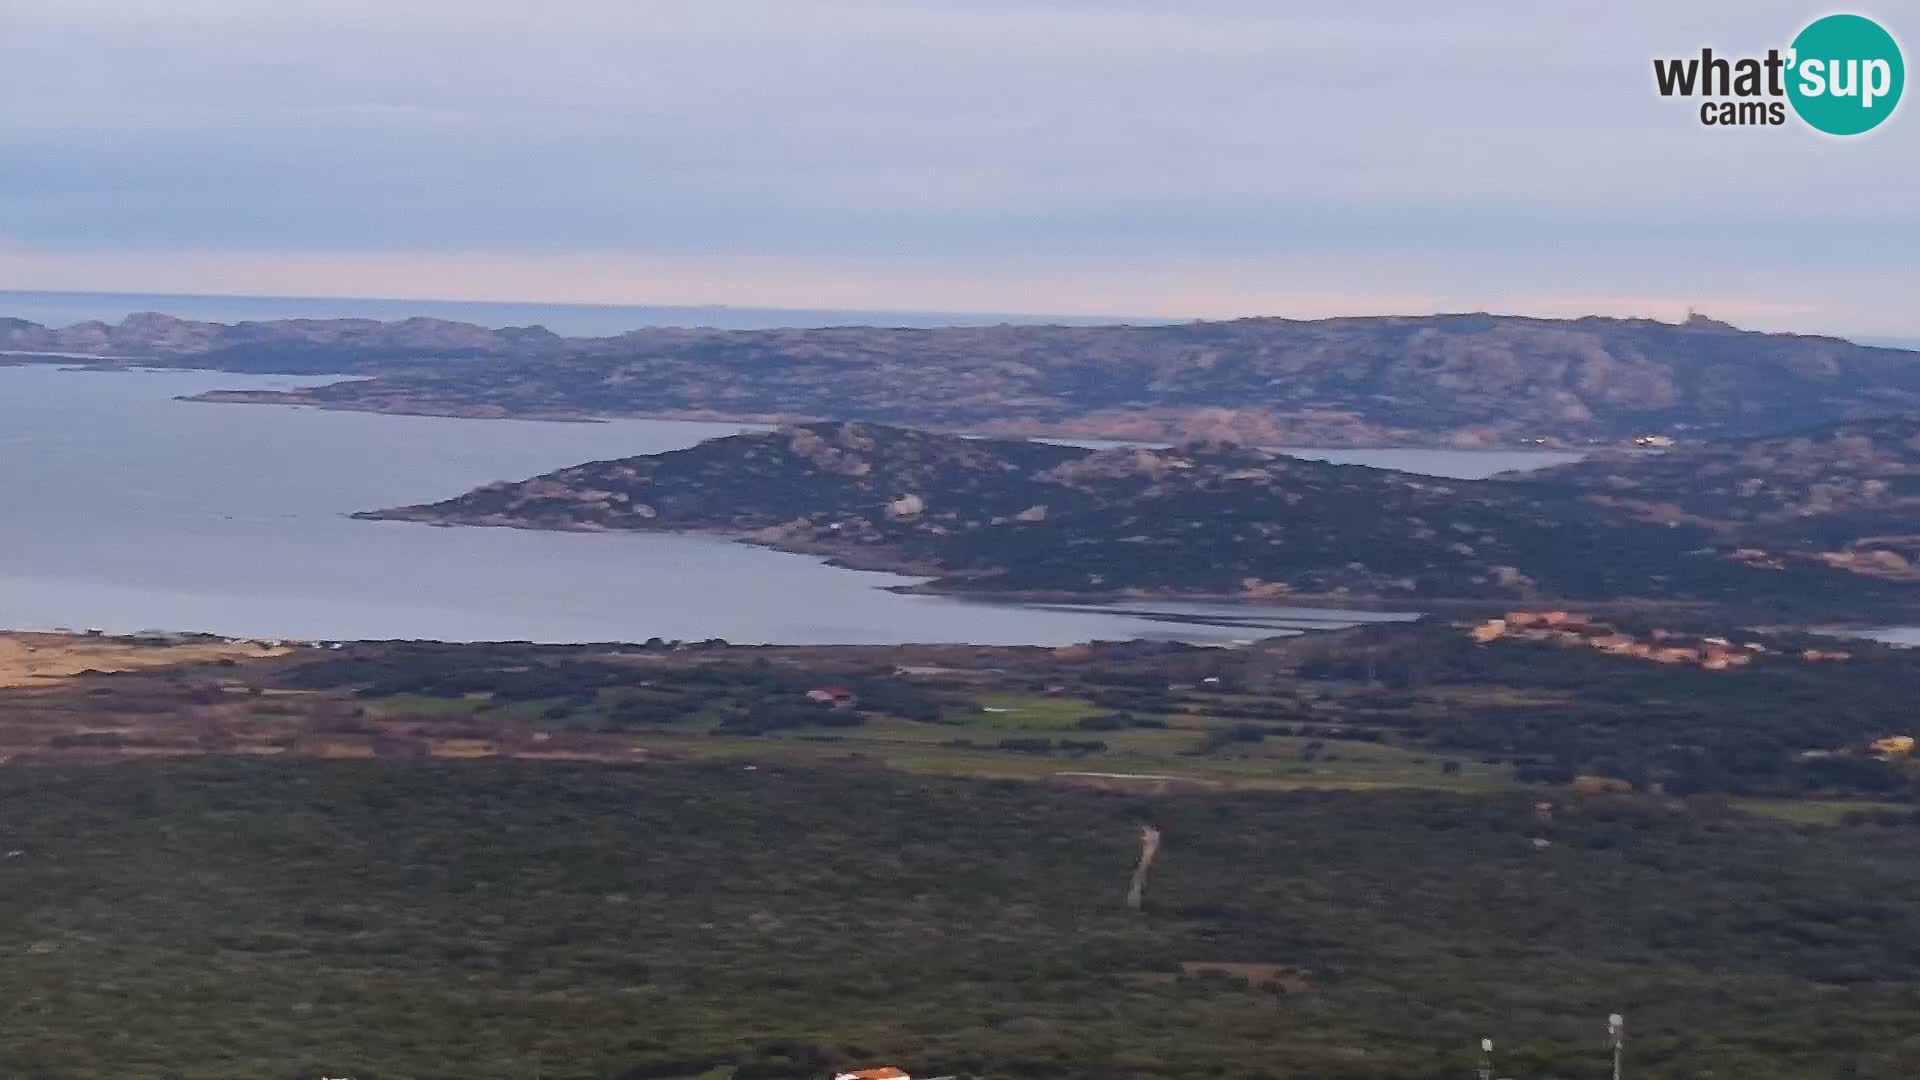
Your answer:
0;366;1601;644
1042;437;1582;479
1842;626;1920;647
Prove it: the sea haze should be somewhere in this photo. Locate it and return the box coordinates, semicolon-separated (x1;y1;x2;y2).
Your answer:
0;365;1458;644
0;289;1152;336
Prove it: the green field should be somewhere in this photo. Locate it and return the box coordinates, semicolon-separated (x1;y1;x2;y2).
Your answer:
298;624;1920;811
1730;797;1916;825
352;678;1512;796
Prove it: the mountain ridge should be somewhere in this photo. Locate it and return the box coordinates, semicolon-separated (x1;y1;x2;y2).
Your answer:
8;310;1920;447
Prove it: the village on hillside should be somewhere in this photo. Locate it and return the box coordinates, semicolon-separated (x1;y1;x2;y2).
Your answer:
1466;611;1853;671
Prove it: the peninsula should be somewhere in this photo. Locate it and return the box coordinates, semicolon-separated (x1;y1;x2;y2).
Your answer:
358;420;1910;614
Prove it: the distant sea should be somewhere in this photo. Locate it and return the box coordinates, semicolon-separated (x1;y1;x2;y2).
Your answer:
0;289;1161;336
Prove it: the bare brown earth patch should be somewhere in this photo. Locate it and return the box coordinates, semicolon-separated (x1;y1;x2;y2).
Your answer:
0;632;291;687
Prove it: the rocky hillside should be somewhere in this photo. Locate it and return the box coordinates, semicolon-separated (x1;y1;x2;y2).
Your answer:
359;422;1886;606
1511;416;1920;579
8;310;1920;445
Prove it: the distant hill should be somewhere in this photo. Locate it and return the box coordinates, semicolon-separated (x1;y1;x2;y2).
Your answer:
6;310;1920;446
0;312;564;372
359;421;1893;608
1510;415;1920;580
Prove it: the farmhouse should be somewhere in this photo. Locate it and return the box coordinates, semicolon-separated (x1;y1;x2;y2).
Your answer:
806;686;858;707
1872;735;1915;757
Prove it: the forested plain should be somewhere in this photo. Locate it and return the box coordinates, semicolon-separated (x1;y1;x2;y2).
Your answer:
5;760;1920;1079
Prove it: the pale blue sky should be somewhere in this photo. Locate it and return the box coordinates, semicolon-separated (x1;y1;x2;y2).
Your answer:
1;1;1914;332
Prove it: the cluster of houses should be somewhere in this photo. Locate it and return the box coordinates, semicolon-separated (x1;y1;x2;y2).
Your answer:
1468;611;1851;670
1871;735;1915;757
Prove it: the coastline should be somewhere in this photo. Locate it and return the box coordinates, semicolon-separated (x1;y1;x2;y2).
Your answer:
183;389;617;424
182;387;1606;451
345;508;1787;619
0;355;1617;451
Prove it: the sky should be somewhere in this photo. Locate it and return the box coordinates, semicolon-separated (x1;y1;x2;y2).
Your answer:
1;0;1915;333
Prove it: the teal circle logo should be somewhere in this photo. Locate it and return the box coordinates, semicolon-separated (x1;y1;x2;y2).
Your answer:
1787;14;1904;135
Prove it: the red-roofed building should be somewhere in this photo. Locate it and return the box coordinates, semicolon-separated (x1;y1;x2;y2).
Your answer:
806;686;857;708
834;1068;911;1080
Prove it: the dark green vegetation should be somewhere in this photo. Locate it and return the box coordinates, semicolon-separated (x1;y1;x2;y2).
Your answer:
289;642;942;735
360;421;1900;611
19;612;1918;805
1513;415;1920;574
1282;620;1920;800
10;311;1920;445
257;636;1509;794
7;760;1920;1079
10;632;1920;1076
319;623;1920;803
0;630;1512;793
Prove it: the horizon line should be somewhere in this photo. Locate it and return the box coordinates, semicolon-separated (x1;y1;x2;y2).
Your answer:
3;286;1918;344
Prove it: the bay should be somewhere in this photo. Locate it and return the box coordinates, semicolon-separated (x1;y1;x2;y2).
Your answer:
0;366;1586;644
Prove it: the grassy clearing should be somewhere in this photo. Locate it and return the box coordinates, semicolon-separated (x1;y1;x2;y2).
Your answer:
942;692;1103;730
